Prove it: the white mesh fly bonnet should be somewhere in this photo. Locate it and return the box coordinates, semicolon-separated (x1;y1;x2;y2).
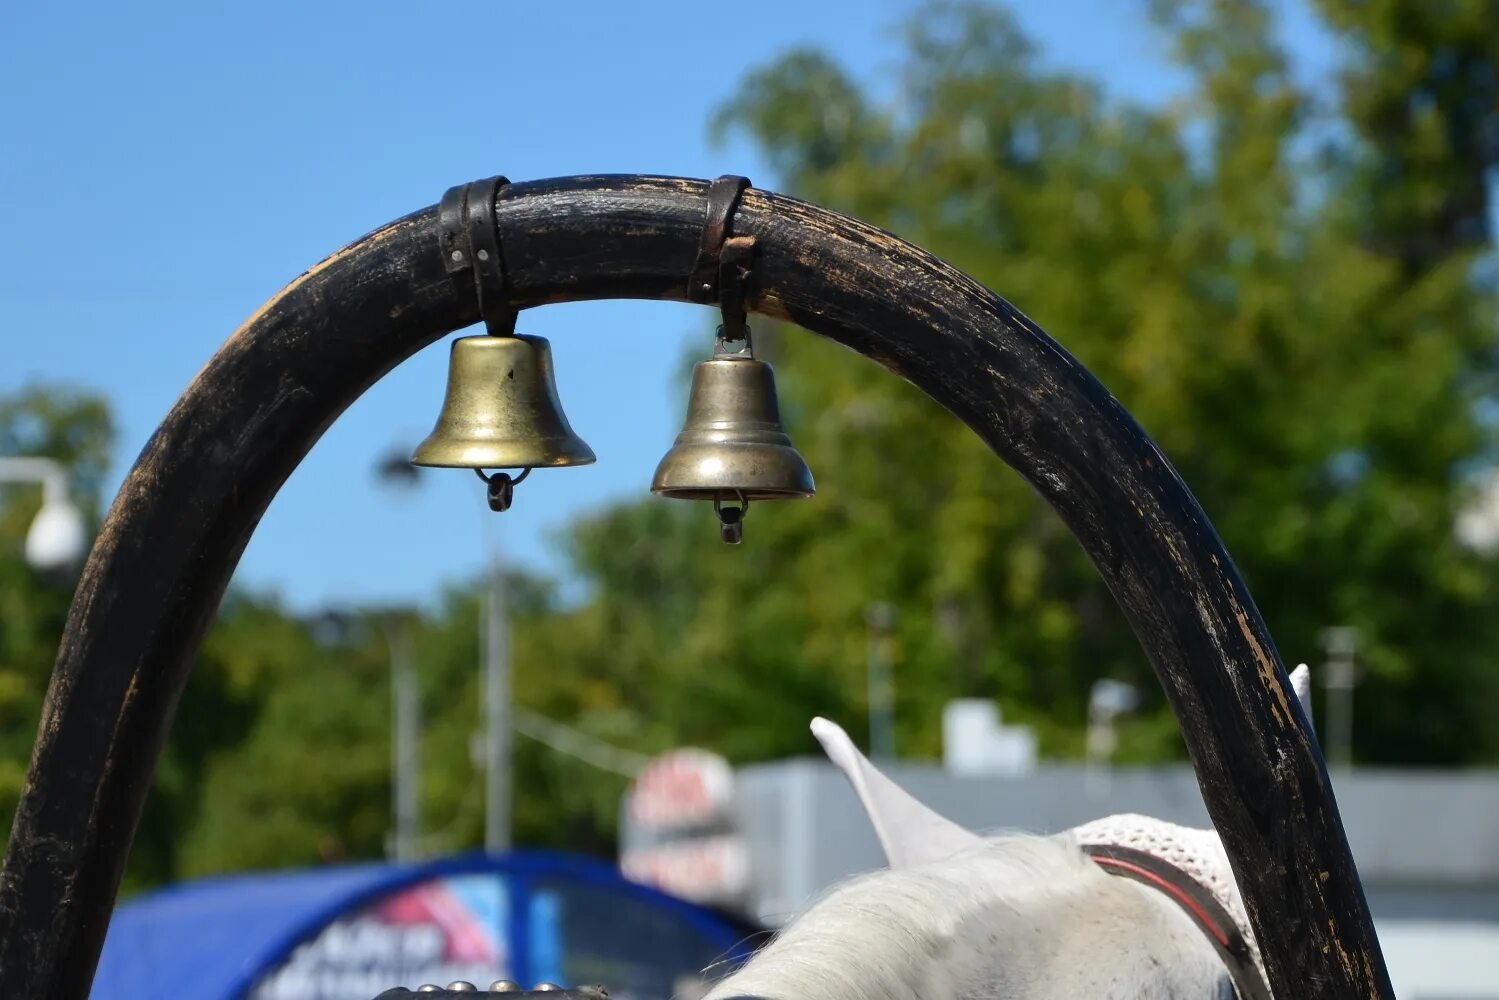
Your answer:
1070;812;1262;976
810;664;1314;992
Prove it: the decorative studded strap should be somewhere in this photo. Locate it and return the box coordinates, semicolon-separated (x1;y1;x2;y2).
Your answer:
373;986;608;999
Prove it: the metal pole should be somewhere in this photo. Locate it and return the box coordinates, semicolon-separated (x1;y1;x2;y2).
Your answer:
484;551;511;853
1084;702;1115;799
388;623;421;862
1322;626;1358;772
865;602;895;759
1084;679;1140;798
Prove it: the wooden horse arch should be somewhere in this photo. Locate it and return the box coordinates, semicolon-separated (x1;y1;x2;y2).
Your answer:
0;175;1393;998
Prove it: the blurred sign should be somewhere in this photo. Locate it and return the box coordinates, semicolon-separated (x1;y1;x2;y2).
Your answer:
620;749;749;907
252;874;508;1000
620;835;749;903
96;852;752;1000
625;748;735;828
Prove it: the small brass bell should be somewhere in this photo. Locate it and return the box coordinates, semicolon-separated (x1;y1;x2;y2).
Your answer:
413;333;595;510
652;343;814;543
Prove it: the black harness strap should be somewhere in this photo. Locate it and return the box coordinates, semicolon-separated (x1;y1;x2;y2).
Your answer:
688;175;752;303
438;175;517;337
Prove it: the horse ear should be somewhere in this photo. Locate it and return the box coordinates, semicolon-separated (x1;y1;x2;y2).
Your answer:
1289;663;1314;730
811;716;983;869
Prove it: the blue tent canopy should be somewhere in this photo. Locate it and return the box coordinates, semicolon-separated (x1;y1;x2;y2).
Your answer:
94;852;753;1000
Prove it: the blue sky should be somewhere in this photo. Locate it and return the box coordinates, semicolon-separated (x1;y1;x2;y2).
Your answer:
1;1;1335;612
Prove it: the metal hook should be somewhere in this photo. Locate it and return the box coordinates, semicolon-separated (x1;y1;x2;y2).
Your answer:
713;323;755;358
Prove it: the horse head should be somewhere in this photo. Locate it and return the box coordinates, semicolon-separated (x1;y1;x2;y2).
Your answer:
704;666;1314;999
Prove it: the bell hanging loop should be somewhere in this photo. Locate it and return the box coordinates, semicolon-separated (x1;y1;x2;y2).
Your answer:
476;467;531;512
714;492;748;545
714;322;754;359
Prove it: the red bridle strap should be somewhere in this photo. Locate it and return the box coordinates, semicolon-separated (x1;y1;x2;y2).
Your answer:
1084;843;1271;1000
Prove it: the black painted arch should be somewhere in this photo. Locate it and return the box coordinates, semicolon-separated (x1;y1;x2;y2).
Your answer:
0;175;1392;998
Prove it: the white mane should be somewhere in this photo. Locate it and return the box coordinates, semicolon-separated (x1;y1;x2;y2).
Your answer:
704;666;1313;999
706;835;1229;1000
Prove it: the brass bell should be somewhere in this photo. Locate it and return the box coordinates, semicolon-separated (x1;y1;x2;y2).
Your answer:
652;349;814;542
412;334;595;507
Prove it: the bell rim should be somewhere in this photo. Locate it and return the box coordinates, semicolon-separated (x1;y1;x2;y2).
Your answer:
650;445;815;498
411;439;597;469
651;486;815;501
411;456;598;470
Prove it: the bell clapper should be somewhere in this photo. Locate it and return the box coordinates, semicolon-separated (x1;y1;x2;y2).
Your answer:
713;492;749;545
475;467;532;513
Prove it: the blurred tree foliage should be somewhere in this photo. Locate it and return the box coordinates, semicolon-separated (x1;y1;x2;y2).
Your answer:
0;386;114;840
2;0;1496;888
695;0;1499;765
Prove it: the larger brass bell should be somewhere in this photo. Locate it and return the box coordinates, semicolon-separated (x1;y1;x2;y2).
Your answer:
412;333;595;491
652;346;814;541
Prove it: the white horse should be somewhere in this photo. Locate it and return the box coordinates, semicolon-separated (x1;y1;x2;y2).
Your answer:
705;668;1314;1000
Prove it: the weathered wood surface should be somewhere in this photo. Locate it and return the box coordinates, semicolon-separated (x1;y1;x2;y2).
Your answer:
0;175;1393;998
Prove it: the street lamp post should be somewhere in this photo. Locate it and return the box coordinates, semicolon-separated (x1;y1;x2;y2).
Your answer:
865;602;896;759
1084;679;1140;797
374;452;427;863
378;445;512;854
1321;626;1359;773
384;619;422;863
483;551;511;854
0;456;88;575
314;606;424;864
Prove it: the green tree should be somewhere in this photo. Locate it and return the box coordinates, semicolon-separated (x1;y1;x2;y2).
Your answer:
1312;0;1498;270
552;0;1499;771
146;595;380;881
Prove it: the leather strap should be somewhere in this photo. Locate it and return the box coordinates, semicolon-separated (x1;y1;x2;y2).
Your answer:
1084;844;1271;1000
717;235;756;343
688;175;752;303
438;175;517;337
